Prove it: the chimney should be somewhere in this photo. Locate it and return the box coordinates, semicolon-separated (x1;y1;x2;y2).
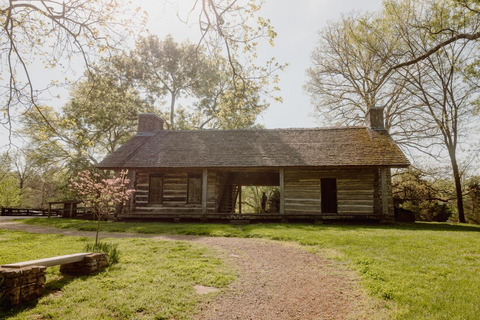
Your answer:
365;106;386;131
138;113;164;135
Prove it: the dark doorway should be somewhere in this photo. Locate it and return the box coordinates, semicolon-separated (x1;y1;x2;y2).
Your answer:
321;178;337;213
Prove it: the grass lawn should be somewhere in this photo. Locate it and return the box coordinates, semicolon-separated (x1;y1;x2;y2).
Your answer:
0;229;234;319
19;218;480;319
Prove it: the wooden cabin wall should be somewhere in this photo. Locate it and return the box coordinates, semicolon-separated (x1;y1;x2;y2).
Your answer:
133;169;217;213
384;168;394;218
206;171;217;213
337;169;375;215
127;167;392;218
284;171;321;214
284;169;377;215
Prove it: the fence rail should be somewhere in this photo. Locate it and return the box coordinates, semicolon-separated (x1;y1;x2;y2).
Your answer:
1;205;93;217
0;208;53;216
1;202;117;219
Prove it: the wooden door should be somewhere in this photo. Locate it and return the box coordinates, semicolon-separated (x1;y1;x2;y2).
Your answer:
321;178;337;213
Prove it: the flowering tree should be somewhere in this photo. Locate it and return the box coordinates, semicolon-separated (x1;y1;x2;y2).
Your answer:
69;170;134;245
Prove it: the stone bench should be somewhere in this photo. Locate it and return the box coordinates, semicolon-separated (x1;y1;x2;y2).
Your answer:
1;252;109;307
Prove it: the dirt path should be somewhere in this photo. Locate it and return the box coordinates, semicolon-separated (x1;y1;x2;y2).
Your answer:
0;220;372;319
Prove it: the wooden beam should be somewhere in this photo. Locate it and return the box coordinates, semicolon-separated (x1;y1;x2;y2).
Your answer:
239;186;242;214
202;169;208;214
380;168;388;216
1;253;92;269
280;168;285;214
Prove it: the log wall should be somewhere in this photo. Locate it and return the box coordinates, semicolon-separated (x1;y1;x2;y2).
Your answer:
126;167;393;219
133;169;217;214
284;168;378;216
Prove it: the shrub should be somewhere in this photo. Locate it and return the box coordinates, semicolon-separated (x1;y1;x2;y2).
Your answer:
419;202;453;222
85;241;120;265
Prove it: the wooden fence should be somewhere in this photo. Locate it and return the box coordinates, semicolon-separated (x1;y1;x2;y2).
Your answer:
1;201;93;218
1;208;52;216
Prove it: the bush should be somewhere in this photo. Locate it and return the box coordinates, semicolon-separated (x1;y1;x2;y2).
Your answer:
419;202;453;222
85;241;120;264
401;201;453;222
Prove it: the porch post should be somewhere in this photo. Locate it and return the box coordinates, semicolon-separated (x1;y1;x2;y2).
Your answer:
238;185;242;214
279;168;285;214
380;167;388;216
202;169;208;214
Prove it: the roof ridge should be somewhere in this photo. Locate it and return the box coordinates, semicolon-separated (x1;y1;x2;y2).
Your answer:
160;126;367;133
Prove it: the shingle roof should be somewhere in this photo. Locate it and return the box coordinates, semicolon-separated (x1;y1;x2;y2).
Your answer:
97;127;410;169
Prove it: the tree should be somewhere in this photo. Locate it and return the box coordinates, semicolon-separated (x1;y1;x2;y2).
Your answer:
64;60;155;156
0;152;12;183
69;170;133;245
393;168;455;221
304;11;412;138
0;175;22;208
21;59;155;171
466;176;480;223
177;56;270;130
387;0;479;222
397;42;477;223
0;0;144;143
373;0;480;90
1;0;282;142
127;35;272;130
306;0;480;222
133;35;206;129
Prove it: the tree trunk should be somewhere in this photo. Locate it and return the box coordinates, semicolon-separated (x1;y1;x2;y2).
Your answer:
170;92;176;129
449;148;465;223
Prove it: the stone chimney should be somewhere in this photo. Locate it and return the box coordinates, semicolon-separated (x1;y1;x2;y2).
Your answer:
365;106;386;131
138;113;164;135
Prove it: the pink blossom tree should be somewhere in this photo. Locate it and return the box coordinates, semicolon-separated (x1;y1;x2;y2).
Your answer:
69;170;134;245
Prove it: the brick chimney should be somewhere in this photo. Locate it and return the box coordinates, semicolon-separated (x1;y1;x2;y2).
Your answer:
365;106;386;131
138;113;164;135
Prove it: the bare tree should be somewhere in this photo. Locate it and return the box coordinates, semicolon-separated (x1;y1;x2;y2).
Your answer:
304;11;418;147
397;38;478;222
306;0;480;222
377;0;480;87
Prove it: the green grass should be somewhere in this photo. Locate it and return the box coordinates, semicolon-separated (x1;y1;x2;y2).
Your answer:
0;229;234;319
20;218;480;319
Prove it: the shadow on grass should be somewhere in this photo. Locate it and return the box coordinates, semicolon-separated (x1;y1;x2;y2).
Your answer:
0;273;83;318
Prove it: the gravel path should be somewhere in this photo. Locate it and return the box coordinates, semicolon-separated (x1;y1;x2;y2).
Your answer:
0;220;372;319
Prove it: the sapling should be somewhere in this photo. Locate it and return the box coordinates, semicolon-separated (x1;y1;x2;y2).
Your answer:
69;170;134;245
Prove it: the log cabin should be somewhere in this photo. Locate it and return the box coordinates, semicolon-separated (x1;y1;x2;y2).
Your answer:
97;107;409;222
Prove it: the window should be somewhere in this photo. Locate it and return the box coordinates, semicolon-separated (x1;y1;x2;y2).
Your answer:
321;178;337;213
188;173;202;204
149;174;164;204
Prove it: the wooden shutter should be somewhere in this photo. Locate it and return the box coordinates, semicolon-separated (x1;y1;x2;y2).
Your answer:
149;175;164;204
188;173;202;204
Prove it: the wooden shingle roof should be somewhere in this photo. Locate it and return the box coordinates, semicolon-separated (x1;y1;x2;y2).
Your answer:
97;127;410;169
